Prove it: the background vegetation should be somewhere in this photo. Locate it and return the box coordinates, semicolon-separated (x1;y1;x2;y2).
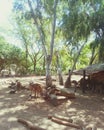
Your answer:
0;0;104;76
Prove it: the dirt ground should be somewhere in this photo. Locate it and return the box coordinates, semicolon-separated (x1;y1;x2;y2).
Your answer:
0;75;104;130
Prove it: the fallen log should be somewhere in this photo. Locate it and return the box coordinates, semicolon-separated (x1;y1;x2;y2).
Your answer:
86;127;92;130
56;92;75;98
53;115;73;123
48;116;81;129
48;115;73;123
85;126;97;130
56;88;76;99
9;89;16;94
39;78;56;81
17;118;46;130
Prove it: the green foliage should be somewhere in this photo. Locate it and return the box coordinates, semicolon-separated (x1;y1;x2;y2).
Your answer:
44;0;54;15
61;0;104;66
0;36;29;72
1;0;103;76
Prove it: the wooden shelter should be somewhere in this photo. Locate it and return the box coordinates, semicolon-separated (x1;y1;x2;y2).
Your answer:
73;63;104;76
73;63;104;94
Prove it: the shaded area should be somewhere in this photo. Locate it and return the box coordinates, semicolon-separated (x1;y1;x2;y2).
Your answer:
0;76;104;130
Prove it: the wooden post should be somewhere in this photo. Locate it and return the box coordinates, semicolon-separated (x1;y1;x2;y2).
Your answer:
64;69;71;88
82;69;86;93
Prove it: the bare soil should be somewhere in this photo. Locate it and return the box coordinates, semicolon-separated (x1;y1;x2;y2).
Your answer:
0;75;104;130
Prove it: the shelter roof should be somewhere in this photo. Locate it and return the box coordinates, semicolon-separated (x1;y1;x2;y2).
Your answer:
73;63;104;76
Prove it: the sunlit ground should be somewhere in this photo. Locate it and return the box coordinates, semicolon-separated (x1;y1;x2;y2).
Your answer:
0;76;104;130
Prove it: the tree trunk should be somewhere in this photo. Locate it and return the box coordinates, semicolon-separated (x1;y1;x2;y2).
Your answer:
46;0;58;87
64;69;71;88
46;55;52;87
25;45;28;72
82;69;86;93
43;56;45;71
27;0;47;57
28;0;58;88
89;47;97;65
33;58;36;72
56;51;63;85
64;40;87;88
58;73;63;85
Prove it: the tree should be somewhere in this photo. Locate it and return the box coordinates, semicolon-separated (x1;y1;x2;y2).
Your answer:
89;0;104;63
11;0;104;79
61;0;104;87
13;0;59;81
55;51;63;85
0;35;25;71
61;1;90;87
11;6;44;73
27;0;58;87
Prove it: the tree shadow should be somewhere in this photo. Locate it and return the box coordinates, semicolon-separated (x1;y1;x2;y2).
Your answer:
0;77;104;130
64;90;104;129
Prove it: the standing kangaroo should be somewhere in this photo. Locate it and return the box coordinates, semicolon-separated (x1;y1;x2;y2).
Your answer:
29;82;43;98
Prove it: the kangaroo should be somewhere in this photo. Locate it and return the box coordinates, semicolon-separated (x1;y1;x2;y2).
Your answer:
29;82;43;98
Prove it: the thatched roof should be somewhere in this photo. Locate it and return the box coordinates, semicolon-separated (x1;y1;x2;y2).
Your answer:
73;63;104;76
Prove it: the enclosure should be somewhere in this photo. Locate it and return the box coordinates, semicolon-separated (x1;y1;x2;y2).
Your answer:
0;75;104;130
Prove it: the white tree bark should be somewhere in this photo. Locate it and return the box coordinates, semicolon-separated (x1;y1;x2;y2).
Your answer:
28;0;58;87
